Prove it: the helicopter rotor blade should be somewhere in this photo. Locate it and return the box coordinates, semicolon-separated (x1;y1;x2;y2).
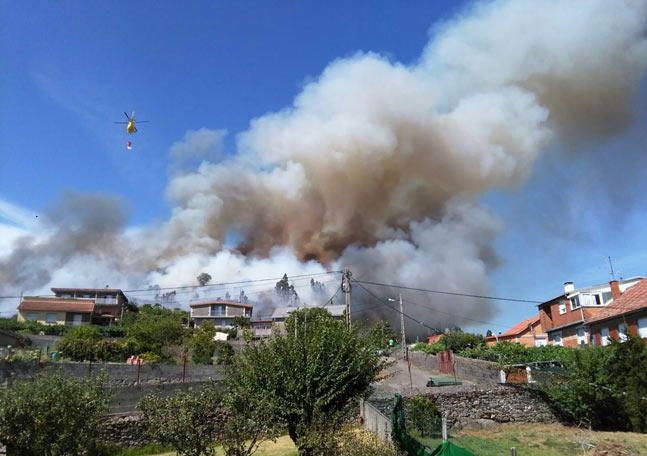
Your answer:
114;121;128;124
136;121;150;123
124;112;130;120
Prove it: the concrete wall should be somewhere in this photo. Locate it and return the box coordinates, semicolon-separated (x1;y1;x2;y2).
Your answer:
408;351;500;384
0;361;225;386
359;398;392;444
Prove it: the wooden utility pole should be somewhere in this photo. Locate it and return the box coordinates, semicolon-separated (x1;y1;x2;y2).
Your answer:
398;293;407;359
342;268;352;330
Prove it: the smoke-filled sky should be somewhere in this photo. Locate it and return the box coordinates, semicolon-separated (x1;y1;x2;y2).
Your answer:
1;0;646;336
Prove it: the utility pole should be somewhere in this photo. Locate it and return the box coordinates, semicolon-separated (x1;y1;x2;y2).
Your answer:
399;293;406;359
342;268;352;330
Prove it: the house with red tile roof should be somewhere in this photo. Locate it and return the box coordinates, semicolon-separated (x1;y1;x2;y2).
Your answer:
17;287;129;326
586;278;647;346
485;315;547;347
538;277;643;347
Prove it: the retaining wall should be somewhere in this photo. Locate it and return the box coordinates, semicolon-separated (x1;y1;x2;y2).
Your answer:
408;351;500;384
359;398;392;444
0;361;225;386
366;384;555;435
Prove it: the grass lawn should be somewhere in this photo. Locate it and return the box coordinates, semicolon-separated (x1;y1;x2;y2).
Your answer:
149;435;298;456
138;423;647;456
415;422;647;456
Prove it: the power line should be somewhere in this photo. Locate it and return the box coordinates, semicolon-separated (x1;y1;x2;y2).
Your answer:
353;279;542;304
0;271;342;300
354;281;510;330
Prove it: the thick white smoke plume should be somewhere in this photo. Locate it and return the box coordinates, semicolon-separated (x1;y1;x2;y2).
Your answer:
1;0;646;335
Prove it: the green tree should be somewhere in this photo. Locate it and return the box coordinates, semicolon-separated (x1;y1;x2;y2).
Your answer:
190;322;217;365
139;382;222;456
0;374;108;456
232;315;251;329
56;324;102;361
408;396;441;437
214;341;235;365
605;336;647;432
364;320;397;351
439;331;484;352
126;305;187;357
226;307;384;455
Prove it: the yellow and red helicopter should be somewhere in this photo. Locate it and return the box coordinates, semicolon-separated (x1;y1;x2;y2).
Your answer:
114;111;149;149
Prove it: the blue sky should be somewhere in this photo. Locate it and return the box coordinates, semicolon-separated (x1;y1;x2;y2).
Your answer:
1;1;646;332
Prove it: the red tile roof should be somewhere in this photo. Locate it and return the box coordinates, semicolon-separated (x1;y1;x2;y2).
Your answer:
18;297;95;313
490;315;540;339
586;278;647;324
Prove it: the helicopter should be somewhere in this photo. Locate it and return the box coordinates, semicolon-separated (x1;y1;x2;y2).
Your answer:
114;112;149;149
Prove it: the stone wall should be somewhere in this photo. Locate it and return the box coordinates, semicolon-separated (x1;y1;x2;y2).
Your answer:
1;361;225;386
109;381;218;414
424;384;555;428
365;384;555;434
408;351;500;384
99;409;227;449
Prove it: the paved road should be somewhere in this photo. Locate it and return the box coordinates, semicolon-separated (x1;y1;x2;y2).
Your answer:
375;356;441;396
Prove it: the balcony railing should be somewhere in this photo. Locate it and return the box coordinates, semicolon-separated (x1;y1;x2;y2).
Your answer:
95;297;118;305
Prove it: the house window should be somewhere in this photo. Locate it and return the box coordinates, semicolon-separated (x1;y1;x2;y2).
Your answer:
72;314;83;326
570;296;581;310
551;331;563;346
46;313;58;324
211;305;225;316
577;327;587;346
26;312;39;321
638;318;647;338
534;338;547;347
602;291;613;304
601;327;610;346
617;323;628;342
559;301;567;315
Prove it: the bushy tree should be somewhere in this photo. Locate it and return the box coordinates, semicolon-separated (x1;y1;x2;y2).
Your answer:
408;396;441;437
364;320;397;351
0;374;108;456
542;337;647;432
439;331;484;352
56;324;102;361
126;305;188;357
214;341;235;365
226;308;384;455
139;382;222;456
190;322;217;365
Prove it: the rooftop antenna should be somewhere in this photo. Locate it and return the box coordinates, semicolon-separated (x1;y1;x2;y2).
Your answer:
607;256;616;281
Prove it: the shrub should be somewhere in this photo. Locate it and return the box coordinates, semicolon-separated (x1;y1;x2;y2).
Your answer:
95;338;134;362
190;323;217;365
139;382;222;456
408;396;441;437
214;341;234;365
0;373;108;456
440;331;484;352
542;337;647;432
56;325;102;361
336;427;398;456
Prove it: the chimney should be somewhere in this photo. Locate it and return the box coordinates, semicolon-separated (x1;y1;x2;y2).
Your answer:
564;282;575;294
610;280;622;299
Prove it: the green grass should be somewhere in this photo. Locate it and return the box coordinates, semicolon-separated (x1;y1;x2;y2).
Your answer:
414;423;647;456
142;436;298;456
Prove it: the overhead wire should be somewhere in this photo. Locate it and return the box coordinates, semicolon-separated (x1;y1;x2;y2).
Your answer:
353;280;511;330
353;279;542;304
